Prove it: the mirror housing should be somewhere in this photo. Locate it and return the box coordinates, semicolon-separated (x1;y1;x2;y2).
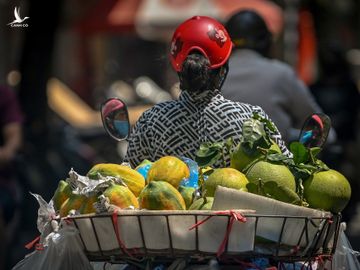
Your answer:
101;98;130;141
299;113;331;148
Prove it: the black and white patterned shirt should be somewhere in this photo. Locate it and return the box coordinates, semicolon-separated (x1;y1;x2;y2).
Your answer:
125;89;290;168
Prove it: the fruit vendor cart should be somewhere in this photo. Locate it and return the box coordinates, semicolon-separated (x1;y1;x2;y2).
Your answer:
12;183;343;270
63;186;341;269
70;211;340;268
11;103;352;270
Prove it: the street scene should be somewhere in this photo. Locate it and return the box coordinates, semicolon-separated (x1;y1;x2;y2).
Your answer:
0;0;360;269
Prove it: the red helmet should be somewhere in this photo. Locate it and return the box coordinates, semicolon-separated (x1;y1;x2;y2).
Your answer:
170;16;233;72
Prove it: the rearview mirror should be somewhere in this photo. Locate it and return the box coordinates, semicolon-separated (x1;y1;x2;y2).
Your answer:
299;113;331;148
100;98;130;141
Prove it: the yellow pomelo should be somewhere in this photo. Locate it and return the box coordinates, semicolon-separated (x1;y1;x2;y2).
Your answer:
59;193;87;217
79;195;98;214
139;181;186;210
103;183;139;209
87;163;145;196
303;169;351;213
204;168;249;197
230;141;281;172
52;180;72;211
147;156;190;188
246;160;296;191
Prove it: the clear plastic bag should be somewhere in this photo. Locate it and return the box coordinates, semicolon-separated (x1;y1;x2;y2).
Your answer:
329;222;360;270
12;224;93;270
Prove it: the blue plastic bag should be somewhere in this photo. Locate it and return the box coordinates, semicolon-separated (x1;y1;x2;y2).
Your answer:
179;157;199;188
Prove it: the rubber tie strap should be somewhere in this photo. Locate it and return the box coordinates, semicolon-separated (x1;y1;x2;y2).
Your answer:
291;245;301;254
189;210;247;257
35;243;44;251
63;216;74;225
25;235;41;250
188;215;213;230
327;217;334;224
111;210;134;258
189;210;247;230
315;254;332;270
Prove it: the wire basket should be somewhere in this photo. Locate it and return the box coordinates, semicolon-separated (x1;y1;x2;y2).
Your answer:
67;209;341;265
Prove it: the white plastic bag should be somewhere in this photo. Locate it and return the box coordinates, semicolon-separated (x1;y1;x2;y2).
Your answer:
12;183;95;270
329;222;360;270
12;225;93;270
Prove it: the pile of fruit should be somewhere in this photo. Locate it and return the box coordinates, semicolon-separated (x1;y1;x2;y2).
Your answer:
53;115;352;217
54;156;199;216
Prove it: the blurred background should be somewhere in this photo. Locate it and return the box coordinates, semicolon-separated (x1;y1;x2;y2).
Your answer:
0;0;360;268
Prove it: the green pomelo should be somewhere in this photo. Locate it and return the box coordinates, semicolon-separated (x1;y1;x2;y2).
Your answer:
303;169;351;213
246;161;296;192
230;141;281;172
189;197;214;210
204;168;249;197
178;186;196;209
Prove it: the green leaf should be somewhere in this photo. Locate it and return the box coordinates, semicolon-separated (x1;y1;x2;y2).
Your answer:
256;136;272;150
196;147;214;158
225;137;234;152
266;153;290;163
242;118;266;143
288;164;312;181
203;169;214;177
195;151;222;167
252;113;277;132
281;158;295;166
309;147;322;159
289;142;309;164
196;143;219;157
315;159;330;171
211;142;225;149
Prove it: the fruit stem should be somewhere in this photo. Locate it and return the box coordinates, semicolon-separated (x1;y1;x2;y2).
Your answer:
221;147;227;167
198;168;205;195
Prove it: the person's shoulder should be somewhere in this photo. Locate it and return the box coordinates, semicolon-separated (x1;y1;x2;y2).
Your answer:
220;97;266;114
150;100;179;111
141;100;178;117
268;58;296;76
239;102;265;114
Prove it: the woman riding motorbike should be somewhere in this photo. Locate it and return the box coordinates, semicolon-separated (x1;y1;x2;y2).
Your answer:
124;16;291;168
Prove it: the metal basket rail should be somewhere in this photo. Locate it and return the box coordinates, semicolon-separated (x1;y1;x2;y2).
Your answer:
68;211;341;265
